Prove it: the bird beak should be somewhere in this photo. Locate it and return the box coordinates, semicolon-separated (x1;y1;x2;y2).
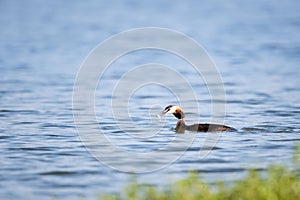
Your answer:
157;109;168;120
160;109;169;115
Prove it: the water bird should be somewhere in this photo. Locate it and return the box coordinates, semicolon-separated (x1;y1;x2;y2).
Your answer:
160;105;235;133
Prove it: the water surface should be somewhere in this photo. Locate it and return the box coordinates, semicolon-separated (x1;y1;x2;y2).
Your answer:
0;0;300;199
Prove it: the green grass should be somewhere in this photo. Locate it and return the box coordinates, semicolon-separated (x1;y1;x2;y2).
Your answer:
102;147;300;200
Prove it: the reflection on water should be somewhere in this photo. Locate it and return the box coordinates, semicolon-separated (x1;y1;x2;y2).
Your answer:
1;0;300;199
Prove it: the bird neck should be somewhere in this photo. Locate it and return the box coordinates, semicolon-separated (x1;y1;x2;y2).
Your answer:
176;119;186;133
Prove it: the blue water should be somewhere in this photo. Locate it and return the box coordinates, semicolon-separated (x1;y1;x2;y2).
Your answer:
1;0;300;199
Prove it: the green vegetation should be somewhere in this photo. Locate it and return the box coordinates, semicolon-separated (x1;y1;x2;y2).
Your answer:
102;147;300;200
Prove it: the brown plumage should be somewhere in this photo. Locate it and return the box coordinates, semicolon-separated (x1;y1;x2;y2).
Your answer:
160;105;235;133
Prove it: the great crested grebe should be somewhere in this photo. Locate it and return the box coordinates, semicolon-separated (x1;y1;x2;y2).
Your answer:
160;105;235;133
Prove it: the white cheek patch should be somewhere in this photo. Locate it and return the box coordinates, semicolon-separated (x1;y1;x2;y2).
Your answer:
167;106;178;114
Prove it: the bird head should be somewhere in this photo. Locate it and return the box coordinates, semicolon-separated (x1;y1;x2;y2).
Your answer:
160;105;185;119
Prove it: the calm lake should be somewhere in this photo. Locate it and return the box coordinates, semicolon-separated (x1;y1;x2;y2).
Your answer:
1;0;300;199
